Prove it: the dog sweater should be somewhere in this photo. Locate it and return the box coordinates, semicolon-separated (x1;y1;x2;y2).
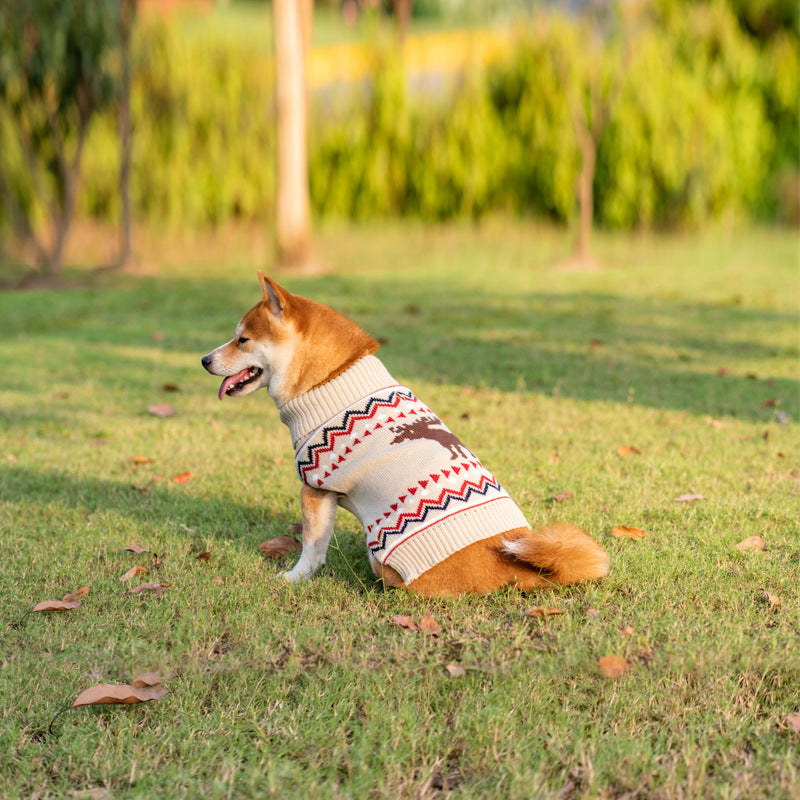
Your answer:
278;356;530;584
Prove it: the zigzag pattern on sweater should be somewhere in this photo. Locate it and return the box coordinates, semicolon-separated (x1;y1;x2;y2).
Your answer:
367;473;506;556
295;386;419;484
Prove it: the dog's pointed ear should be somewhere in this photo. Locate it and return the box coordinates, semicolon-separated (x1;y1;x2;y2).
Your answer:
257;272;288;317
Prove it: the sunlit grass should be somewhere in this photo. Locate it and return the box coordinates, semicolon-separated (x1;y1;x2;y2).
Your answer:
1;222;798;798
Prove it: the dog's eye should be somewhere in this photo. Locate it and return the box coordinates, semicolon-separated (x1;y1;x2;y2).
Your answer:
237;337;249;345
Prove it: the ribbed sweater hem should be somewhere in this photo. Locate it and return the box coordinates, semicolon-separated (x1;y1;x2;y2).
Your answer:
384;496;529;584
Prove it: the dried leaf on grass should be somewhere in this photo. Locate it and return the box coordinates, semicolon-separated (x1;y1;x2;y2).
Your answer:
620;625;636;637
147;404;175;418
50;674;168;734
129;582;170;595
391;613;442;636
171;471;193;484
783;713;800;733
32;600;82;613
259;536;302;558
70;682;168;708
609;525;647;540
762;591;782;610
121;543;149;554
419;613;442;636
616;445;641;458
522;606;565;619
31;586;89;613
129;456;155;465
674;493;704;503
61;586;89;603
120;565;148;583
195;551;211;562
735;535;767;552
445;663;466;678
597;655;630;678
552;492;574;503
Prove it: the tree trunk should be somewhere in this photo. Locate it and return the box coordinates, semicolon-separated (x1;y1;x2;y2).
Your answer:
575;124;596;264
273;0;312;270
116;0;135;269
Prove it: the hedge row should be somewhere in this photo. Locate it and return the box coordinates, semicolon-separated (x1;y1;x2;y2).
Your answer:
79;3;798;229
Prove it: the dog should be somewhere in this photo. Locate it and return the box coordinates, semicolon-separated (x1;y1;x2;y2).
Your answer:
202;273;609;597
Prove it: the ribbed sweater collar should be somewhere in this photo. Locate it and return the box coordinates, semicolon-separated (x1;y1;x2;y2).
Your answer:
278;355;398;449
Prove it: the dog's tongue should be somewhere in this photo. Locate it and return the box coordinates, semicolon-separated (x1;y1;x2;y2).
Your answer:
218;368;252;400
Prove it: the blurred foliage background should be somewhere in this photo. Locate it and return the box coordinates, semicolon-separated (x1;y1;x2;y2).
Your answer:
0;0;797;262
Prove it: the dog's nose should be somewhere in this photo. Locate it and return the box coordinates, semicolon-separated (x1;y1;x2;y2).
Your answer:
201;354;213;372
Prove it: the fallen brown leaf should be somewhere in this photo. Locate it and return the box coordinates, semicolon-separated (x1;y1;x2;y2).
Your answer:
674;493;704;503
146;404;175;418
553;492;574;503
32;600;82;613
61;586;89;603
121;543;149;554
522;606;566;619
616;445;641;458
598;655;630;678
735;535;767;552
129;456;155;465
609;525;647;540
585;607;601;619
71;681;167;708
120;565;148;583
162;383;180;392
783;713;800;733
171;471;193;484
391;615;419;632
130;672;166;688
762;398;778;407
129;582;170;595
212;576;224;585
620;625;636;637
258;536;302;558
419;613;442;636
763;591;782;610
196;551;211;562
445;663;466;678
49;677;169;733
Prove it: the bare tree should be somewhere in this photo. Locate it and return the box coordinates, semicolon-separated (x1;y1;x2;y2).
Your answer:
115;0;137;270
552;9;628;267
273;0;315;271
0;0;119;284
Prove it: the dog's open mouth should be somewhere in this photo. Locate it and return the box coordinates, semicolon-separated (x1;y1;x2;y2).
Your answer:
218;367;263;399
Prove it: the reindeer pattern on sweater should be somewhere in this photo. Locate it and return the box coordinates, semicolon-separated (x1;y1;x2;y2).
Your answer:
284;357;530;583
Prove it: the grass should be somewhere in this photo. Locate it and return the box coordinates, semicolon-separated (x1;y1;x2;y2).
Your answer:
1;221;798;799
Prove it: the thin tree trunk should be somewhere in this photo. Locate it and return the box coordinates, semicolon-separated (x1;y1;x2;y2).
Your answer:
575;123;596;264
273;0;312;269
116;0;135;269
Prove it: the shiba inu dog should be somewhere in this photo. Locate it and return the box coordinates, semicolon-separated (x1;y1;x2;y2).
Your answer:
202;273;609;597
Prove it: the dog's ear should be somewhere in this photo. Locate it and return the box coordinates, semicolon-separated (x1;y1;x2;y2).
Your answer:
257;272;288;317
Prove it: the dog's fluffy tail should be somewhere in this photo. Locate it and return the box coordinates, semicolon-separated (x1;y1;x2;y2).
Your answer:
501;524;609;585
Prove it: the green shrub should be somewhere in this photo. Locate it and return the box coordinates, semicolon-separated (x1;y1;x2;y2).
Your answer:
72;3;796;233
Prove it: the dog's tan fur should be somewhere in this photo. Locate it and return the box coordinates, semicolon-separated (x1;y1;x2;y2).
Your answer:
202;274;609;597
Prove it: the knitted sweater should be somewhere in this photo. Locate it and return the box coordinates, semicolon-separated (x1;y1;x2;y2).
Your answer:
279;356;530;584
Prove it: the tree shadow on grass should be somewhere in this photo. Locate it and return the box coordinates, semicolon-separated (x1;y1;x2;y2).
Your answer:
2;273;797;423
0;462;375;588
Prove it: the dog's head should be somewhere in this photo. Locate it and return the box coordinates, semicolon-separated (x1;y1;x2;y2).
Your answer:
202;272;379;406
201;272;299;403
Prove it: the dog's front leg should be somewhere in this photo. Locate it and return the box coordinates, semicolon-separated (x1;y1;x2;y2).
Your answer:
282;484;338;583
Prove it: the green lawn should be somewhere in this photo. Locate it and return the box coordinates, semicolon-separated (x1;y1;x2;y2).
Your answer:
1;222;798;799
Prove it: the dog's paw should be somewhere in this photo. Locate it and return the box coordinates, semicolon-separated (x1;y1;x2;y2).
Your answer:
281;566;310;584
